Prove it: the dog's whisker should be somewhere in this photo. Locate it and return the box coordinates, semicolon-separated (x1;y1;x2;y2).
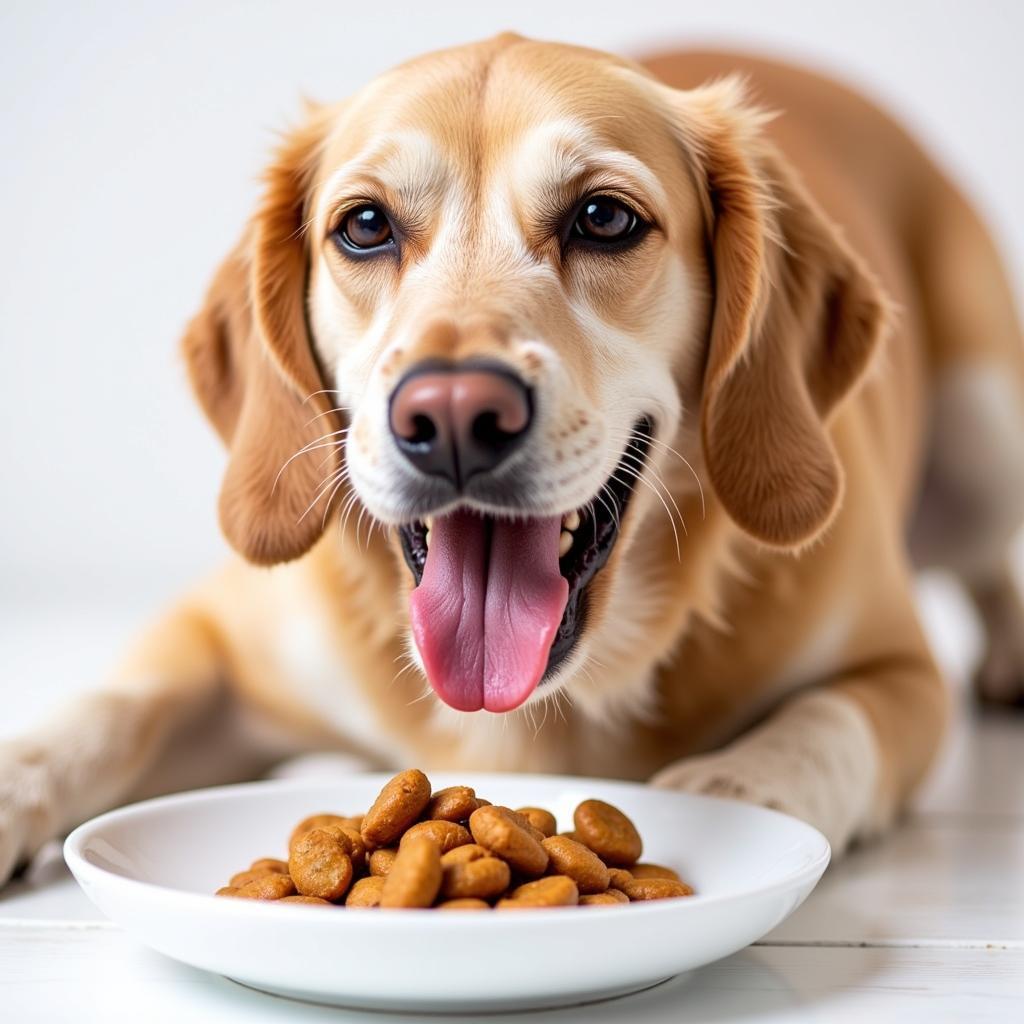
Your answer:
301;472;346;529
339;489;361;539
608;425;707;520
535;697;550;738
356;505;369;552
552;684;577;724
294;465;347;525
319;469;352;530
405;684;437;708
279;436;347;475
593;486;622;533
612;465;682;559
300;388;346;407
633;428;707;520
390;658;420;690
580;498;599;546
304;405;352;428
618;450;688;540
271;430;350;495
316;445;347;471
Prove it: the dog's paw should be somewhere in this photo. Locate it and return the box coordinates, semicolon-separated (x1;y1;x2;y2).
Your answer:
650;692;885;857
650;751;802;818
650;747;859;856
0;739;61;887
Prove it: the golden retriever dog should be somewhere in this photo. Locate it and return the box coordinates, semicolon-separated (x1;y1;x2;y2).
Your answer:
3;34;1023;883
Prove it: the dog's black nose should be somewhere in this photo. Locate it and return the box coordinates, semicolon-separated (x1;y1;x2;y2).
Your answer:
388;362;533;486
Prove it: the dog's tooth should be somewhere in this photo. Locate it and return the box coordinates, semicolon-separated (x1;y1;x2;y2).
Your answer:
424;516;433;531
563;509;581;532
558;530;573;558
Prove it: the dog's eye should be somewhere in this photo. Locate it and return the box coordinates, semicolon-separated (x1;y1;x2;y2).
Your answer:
338;205;394;251
572;196;641;243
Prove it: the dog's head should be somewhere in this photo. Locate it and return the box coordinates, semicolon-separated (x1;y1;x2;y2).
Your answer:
183;36;886;715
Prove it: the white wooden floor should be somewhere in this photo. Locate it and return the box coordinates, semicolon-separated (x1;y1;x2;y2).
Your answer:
1;575;1022;1022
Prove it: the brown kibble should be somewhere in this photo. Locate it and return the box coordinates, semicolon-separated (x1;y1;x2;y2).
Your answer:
441;855;511;900
346;875;386;908
229;868;277;888
250;858;289;875
289;814;352;855
380;835;442;908
426;786;478;822
607;868;634;890
629;863;681;881
515;807;557;838
502;808;547;842
289;828;354;901
361;770;432;849
573;799;642;866
401;819;472;855
235;873;297;901
227;769;690;912
469;805;548;877
620;877;694;901
579;889;630;906
440;844;489;868
541;836;611;894
368;847;398;877
333;826;367;870
437;897;490;910
496;875;578;909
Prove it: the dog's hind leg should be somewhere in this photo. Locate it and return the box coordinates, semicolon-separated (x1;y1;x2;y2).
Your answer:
907;175;1024;705
0;603;255;885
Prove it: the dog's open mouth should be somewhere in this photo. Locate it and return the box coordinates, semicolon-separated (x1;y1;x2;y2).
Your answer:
398;419;653;712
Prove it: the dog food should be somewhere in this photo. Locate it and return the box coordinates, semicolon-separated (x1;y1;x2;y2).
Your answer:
215;769;694;909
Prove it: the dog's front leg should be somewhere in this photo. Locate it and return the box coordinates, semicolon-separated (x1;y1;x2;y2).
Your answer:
0;604;229;884
651;651;948;855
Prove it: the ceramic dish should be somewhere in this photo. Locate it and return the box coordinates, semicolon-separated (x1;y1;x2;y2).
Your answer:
65;773;829;1012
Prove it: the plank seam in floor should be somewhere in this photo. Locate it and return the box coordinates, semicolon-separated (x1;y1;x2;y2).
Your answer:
756;938;1024;950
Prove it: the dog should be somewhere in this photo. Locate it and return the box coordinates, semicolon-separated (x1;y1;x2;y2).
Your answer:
3;34;1023;884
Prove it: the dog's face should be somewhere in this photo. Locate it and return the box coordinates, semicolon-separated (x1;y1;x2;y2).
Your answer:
183;36;885;718
305;39;709;712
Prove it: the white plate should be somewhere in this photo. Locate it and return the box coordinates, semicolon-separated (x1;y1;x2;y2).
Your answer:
64;773;829;1013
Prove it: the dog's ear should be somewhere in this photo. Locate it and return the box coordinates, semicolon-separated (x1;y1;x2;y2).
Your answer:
675;79;890;547
181;112;342;565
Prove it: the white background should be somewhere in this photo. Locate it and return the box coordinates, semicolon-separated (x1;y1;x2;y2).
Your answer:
1;0;1022;617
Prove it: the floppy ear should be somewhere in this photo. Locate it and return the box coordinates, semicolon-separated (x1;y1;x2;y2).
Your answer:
678;80;890;547
181;113;343;565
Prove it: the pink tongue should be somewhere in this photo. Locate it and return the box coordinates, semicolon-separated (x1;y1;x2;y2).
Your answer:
409;510;569;712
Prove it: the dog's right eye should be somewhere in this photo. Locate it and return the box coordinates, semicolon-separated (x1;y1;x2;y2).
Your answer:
336;205;394;252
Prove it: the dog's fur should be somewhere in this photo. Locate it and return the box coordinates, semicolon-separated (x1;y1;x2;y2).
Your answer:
3;36;1023;880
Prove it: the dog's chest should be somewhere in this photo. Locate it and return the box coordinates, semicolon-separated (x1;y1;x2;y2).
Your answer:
270;599;414;765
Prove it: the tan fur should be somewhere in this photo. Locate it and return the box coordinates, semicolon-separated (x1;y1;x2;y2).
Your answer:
2;36;1022;879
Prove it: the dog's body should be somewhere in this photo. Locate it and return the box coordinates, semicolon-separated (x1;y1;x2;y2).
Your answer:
3;38;1023;880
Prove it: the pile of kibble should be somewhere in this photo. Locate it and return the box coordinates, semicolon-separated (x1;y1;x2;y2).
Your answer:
215;769;693;909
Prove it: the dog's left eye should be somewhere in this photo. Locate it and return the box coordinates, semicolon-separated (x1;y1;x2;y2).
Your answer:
336;204;394;251
572;196;642;243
